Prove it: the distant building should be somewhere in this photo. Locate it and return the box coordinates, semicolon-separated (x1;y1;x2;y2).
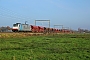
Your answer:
78;28;90;33
0;26;12;32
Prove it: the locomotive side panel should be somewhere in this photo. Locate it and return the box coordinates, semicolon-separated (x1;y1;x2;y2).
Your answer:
22;24;31;31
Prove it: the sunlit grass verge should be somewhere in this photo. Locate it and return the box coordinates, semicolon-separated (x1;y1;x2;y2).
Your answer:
0;33;43;38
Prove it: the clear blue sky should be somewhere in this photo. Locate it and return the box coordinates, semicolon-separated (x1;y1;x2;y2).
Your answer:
0;0;90;30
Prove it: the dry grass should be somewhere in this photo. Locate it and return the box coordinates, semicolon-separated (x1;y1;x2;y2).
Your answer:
0;32;43;38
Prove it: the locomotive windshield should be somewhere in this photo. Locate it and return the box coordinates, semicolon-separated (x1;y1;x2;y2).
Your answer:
13;24;18;27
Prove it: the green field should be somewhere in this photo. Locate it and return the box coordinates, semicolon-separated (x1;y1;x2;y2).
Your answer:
0;33;90;60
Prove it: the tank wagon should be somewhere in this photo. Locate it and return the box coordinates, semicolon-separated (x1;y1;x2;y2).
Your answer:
12;23;71;33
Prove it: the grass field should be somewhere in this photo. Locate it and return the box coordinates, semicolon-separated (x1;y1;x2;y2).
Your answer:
0;33;90;60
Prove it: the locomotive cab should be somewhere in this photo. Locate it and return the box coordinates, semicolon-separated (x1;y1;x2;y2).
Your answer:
12;23;31;32
12;23;21;32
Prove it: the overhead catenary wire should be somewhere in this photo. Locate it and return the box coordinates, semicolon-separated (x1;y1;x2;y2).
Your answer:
0;6;31;22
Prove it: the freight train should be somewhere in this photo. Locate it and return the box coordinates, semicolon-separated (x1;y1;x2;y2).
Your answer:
12;23;71;33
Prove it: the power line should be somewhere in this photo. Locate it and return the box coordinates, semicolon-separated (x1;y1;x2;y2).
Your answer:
0;6;31;21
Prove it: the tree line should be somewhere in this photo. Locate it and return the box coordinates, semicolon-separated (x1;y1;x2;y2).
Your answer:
0;26;12;32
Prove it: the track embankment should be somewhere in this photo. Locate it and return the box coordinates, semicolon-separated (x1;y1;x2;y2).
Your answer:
0;32;73;38
0;32;44;38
